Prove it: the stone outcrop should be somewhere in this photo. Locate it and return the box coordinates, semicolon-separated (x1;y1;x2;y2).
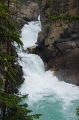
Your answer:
27;46;37;53
9;0;39;31
24;2;39;21
35;0;79;85
21;0;39;21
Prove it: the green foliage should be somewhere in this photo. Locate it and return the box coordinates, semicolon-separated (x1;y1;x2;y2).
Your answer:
0;1;41;119
0;90;42;120
0;3;23;47
49;0;65;15
49;13;79;22
48;0;79;23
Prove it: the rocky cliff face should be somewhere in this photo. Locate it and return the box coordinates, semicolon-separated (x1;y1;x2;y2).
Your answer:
8;0;39;31
35;0;79;85
22;0;39;21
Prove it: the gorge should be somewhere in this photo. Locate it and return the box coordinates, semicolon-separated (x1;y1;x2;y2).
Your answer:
36;0;79;85
18;16;79;120
0;0;79;119
18;0;79;119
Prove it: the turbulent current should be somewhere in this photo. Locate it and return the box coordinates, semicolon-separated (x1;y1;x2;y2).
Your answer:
17;18;79;120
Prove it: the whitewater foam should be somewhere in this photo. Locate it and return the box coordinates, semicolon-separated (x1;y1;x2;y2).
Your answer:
18;18;79;120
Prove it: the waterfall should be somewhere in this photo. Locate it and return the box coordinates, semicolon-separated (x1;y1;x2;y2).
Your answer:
17;18;79;120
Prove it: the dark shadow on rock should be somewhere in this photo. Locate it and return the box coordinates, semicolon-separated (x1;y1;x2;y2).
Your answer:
22;17;31;22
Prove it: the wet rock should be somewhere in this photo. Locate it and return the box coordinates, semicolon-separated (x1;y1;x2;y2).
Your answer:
27;46;37;53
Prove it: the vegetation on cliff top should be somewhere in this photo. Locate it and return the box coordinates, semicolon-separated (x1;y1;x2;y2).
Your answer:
49;13;79;22
48;0;79;22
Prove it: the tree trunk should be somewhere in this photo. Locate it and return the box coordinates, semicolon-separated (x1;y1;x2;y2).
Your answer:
7;0;10;7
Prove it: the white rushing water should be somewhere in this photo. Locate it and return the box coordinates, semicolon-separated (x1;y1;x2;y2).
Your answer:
17;18;79;120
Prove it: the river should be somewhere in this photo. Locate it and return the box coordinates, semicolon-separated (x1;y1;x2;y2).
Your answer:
17;18;79;120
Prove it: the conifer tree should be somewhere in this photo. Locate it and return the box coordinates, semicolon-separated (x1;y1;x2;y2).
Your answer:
0;1;41;119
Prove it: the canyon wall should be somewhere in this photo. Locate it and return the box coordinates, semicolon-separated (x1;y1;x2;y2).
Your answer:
35;0;79;85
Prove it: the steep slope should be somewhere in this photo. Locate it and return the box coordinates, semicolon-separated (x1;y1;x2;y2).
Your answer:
36;0;79;85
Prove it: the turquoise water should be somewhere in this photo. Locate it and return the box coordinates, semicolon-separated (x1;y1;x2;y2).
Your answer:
18;18;79;120
22;86;79;120
28;97;79;120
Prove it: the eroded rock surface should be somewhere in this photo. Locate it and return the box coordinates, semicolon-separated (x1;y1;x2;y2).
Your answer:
35;0;79;85
21;0;39;21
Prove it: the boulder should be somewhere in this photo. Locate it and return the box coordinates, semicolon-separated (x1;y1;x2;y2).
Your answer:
27;46;37;53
